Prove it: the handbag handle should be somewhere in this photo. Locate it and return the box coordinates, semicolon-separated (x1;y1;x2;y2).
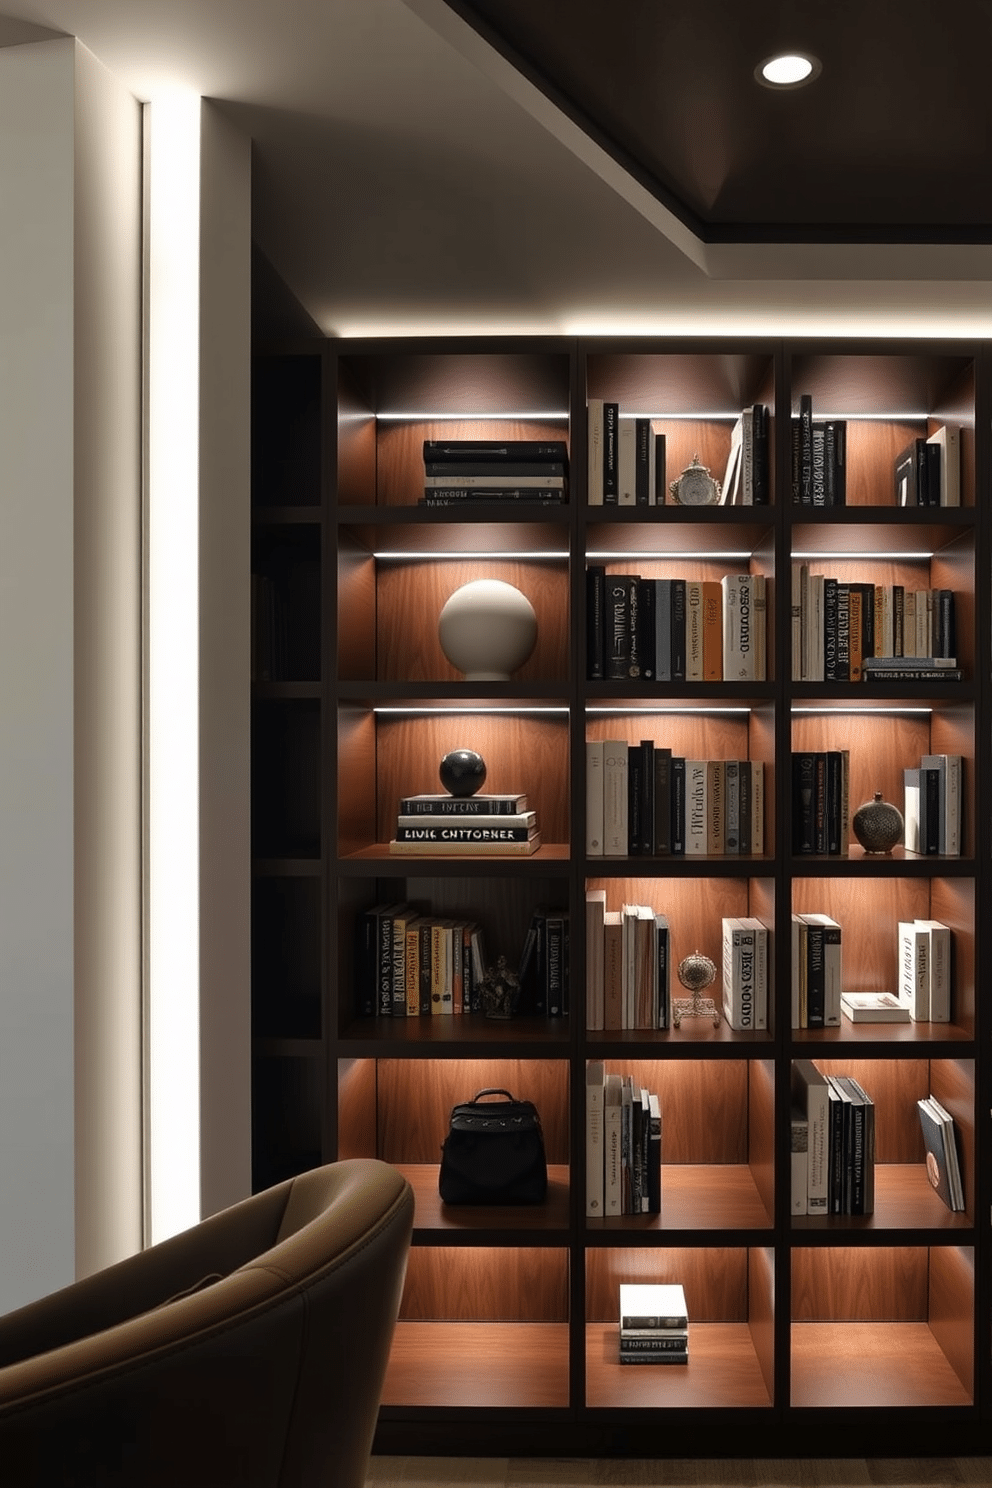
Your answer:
470;1088;516;1103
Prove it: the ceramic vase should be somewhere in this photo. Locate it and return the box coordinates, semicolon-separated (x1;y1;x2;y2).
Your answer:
438;579;537;681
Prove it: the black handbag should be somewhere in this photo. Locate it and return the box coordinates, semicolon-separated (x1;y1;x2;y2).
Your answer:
438;1088;548;1205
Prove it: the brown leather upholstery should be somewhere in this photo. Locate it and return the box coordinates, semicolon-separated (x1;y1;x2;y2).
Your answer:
0;1158;413;1486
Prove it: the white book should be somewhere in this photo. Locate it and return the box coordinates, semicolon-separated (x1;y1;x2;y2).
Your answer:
721;414;743;506
602;739;629;856
620;1282;688;1330
585;888;606;1030
903;768;922;853
791;913;804;1029
791;1106;809;1215
725;759;741;853
587;398;604;505
741;404;755;504
791;1059;829;1214
927;423;960;507
585;1060;606;1217
604;1073;623;1215
722;917;768;1031
685;581;704;681
916;919;951;1023
720;573;758;681
655;577;672;681
684;760;709;855
617;417;637;505
754;573;767;680
585;739;605;855
898;919;929;1020
808;573;825;681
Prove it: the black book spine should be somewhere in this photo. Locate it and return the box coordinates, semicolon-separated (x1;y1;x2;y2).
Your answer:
915;438;929;508
638;739;655;856
627;746;643;857
925;440;942;507
670;758;686;854
826;751;843;855
606;575;635;681
938;590;955;657
635;418;651;505
831;420;847;505
793;753;817;854
804;921;825;1027
738;761;752;856
653;749;672;855
587;565;606;680
670;579;686;681
627;575;643;680
799;394;814;504
752;403;769;505
637;578;656;680
923;766;941;854
423;438;567;462
654;430;667;505
424;460;566;477
827;1083;844;1214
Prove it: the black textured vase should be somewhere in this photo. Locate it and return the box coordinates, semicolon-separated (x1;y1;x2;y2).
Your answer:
852;791;904;853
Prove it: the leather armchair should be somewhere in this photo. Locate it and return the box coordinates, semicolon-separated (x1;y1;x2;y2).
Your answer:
0;1158;413;1486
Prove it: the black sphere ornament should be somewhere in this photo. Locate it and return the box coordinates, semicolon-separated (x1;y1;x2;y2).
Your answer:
439;749;487;798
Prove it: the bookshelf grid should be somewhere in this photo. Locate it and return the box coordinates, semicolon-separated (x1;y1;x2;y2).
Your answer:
251;335;992;1456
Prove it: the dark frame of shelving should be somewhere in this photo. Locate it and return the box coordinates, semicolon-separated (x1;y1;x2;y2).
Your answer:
250;333;992;1458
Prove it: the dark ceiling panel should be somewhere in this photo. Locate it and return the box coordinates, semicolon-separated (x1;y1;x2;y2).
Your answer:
449;0;992;241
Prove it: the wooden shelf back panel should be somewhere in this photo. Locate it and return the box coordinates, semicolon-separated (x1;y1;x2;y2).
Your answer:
375;416;569;508
587;1244;760;1322
791;1321;972;1408
586;351;775;417
375;559;568;683
792;1245;929;1321
401;1246;568;1322
586;1322;772;1409
383;1321;569;1408
589;1164;772;1233
595;1059;771;1167
810;1057;937;1163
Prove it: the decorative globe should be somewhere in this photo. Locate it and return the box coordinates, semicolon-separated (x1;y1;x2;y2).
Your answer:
439;749;487;798
852;791;904;854
677;952;717;992
438;578;538;681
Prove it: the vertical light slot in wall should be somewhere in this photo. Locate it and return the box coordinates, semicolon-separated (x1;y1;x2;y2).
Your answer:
145;93;201;1243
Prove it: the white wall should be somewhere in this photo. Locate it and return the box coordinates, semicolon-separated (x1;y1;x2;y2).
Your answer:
0;38;80;1312
197;101;252;1218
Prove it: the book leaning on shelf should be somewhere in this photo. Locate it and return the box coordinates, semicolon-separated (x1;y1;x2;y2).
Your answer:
897;919;951;1022
917;1095;965;1211
618;1283;688;1365
586;1063;661;1217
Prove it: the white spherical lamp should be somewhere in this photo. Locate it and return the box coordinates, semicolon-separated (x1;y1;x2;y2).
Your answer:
438;578;538;681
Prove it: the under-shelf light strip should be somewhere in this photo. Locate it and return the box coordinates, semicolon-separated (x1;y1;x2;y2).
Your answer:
373;706;569;716
372;550;568;561
587;706;752;716
375;410;567;422
372;408;936;423
792;550;936;561
793;707;932;716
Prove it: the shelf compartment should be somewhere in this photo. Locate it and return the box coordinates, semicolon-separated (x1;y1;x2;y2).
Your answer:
585;1059;774;1232
251;1052;324;1193
792;1056;974;1229
338;545;569;686
251;520;321;683
251;698;321;859
338;1056;568;1176
585;1245;774;1409
791;1244;974;1407
785;349;975;509
252;874;322;1040
338;705;569;857
384;1240;570;1407
791;875;974;1043
252;352;323;510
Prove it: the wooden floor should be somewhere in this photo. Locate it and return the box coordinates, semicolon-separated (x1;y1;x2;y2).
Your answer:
368;1460;992;1487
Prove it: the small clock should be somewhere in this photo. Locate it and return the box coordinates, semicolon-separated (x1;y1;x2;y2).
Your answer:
669;452;721;507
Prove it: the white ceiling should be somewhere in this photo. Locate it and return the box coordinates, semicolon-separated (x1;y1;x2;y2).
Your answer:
2;0;991;339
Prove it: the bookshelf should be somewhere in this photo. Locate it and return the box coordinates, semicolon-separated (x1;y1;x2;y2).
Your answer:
251;335;990;1455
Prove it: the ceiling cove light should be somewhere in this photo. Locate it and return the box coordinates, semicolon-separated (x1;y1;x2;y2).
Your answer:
756;52;821;88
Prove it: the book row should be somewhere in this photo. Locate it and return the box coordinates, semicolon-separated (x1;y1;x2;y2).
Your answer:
585;1063;662;1217
587;743;765;859
791;565;958;683
791;1060;876;1216
587;401;770;507
791;396;847;506
794;913;951;1030
587;569;767;683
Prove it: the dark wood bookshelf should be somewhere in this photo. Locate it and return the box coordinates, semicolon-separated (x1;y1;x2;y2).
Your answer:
251;335;992;1456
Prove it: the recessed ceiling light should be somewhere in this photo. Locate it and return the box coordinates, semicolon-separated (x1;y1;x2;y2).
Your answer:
756;52;821;88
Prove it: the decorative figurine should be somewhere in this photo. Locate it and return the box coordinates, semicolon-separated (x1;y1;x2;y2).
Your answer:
669;453;721;507
439;748;487;797
672;950;721;1028
852;791;904;854
480;955;518;1019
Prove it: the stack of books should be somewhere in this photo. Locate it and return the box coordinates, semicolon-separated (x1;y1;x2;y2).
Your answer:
897;918;952;1021
389;789;540;856
587;743;765;859
585;1062;662;1216
903;753;962;856
721;916;769;1031
618;1284;688;1365
791;1060;876;1216
586;568;767;682
917;1095;965;1211
419;437;567;507
792;394;847;505
791;912;842;1028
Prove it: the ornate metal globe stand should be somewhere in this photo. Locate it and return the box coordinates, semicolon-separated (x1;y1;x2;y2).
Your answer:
672;951;721;1029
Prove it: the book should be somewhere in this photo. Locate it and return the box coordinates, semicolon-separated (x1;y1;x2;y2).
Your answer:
798;912;841;1026
603;911;624;1030
791;1059;829;1214
791;1106;809;1215
605;574;639;680
585;888;606;1030
398;792;528;815
585;1059;606;1216
355;901;402;1018
423;438;568;463
897;919;929;1020
927;423;961;507
620;1283;687;1330
424;460;566;479
841;991;910;1023
586;739;604;854
604;1073;623;1214
587;399;604;505
915;919;951;1022
684;759;708;856
602;739;629;856
647;1091;662;1214
721;916;768;1031
396;811;536;832
917;1096;965;1211
835;1075;875;1215
388;835;540;855
603;402;619;503
392;823;538;844
424;472;566;488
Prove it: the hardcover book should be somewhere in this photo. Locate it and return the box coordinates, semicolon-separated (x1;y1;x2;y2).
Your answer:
917;1096;965;1211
